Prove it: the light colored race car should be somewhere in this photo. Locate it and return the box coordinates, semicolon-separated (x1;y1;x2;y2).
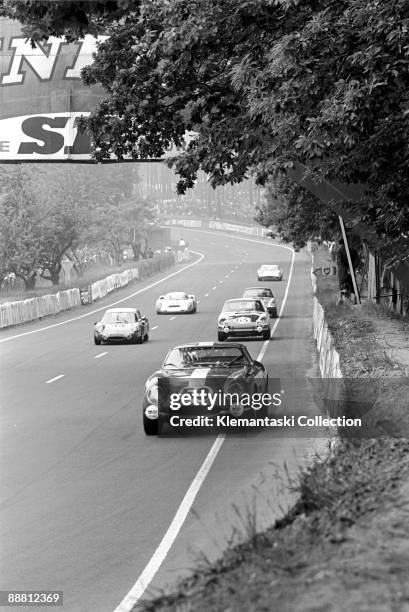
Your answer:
257;264;283;281
217;298;271;341
156;291;197;314
94;307;149;345
242;287;278;318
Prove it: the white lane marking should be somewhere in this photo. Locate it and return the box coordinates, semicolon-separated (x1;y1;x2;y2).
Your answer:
113;436;225;612
225;274;229;278
212;286;217;290
114;235;295;611
94;352;107;359
45;374;65;384
204;293;209;297
151;326;158;330
0;251;205;343
257;248;295;362
169;316;175;321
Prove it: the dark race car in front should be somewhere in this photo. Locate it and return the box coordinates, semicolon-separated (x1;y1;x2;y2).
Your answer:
142;342;268;435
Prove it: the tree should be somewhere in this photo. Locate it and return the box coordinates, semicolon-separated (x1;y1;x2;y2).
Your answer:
0;167;45;289
5;0;409;260
0;162;151;288
256;177;339;249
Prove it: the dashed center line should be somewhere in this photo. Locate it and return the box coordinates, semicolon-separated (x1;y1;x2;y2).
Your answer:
219;280;223;284
204;293;209;297
94;352;107;359
225;274;229;278
45;374;65;384
169;316;175;320
151;325;159;330
212;286;217;290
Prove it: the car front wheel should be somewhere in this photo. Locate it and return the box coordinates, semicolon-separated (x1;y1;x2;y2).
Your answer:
134;331;143;344
262;329;271;341
270;308;278;318
143;415;158;435
94;336;101;345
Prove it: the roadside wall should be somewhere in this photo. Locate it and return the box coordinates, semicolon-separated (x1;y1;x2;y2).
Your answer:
0;253;175;329
167;217;269;237
310;248;342;378
0;288;81;329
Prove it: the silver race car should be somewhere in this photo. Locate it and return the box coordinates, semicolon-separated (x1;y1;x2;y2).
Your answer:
242;287;278;318
217;298;271;341
94;307;149;344
257;264;283;281
156;291;197;314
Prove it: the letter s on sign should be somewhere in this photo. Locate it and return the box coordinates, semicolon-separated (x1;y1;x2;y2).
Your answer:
18;116;69;154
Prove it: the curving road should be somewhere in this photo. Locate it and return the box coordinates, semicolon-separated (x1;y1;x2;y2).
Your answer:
0;228;324;611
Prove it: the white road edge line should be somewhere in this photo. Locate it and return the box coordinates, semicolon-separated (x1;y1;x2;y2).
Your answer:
151;326;159;330
0;251;205;343
94;352;107;359
113;235;295;612
45;374;65;384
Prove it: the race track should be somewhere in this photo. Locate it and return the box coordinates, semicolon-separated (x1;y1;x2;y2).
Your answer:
0;228;324;611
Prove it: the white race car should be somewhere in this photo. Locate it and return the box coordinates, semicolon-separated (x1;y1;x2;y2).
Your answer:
257;264;283;281
156;292;197;314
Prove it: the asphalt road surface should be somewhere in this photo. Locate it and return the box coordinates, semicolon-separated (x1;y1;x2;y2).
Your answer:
0;228;325;611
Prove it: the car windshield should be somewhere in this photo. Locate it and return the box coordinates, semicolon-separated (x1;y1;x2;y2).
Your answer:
166;292;188;300
243;289;273;298
163;346;249;368
222;300;263;312
102;311;136;323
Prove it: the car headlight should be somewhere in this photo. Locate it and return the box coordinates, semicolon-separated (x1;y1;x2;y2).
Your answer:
258;315;268;322
95;324;105;333
146;377;159;404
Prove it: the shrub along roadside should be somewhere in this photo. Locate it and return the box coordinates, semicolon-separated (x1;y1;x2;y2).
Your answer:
136;260;409;612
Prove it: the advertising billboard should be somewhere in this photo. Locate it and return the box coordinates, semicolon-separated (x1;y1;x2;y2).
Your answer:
0;17;107;161
0;18;196;163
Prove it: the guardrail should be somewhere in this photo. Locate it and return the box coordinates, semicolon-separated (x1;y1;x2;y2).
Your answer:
0;253;175;329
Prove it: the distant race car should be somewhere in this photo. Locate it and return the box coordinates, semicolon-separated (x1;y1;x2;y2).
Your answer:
257;264;283;281
217;298;271;341
143;342;268;435
156;291;197;314
94;307;149;345
242;287;278;318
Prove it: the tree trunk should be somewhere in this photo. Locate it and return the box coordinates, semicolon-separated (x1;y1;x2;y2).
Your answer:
50;268;61;285
24;273;37;290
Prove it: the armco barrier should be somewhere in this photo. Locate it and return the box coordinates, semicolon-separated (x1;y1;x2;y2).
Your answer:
0;253;175;328
0;288;81;328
